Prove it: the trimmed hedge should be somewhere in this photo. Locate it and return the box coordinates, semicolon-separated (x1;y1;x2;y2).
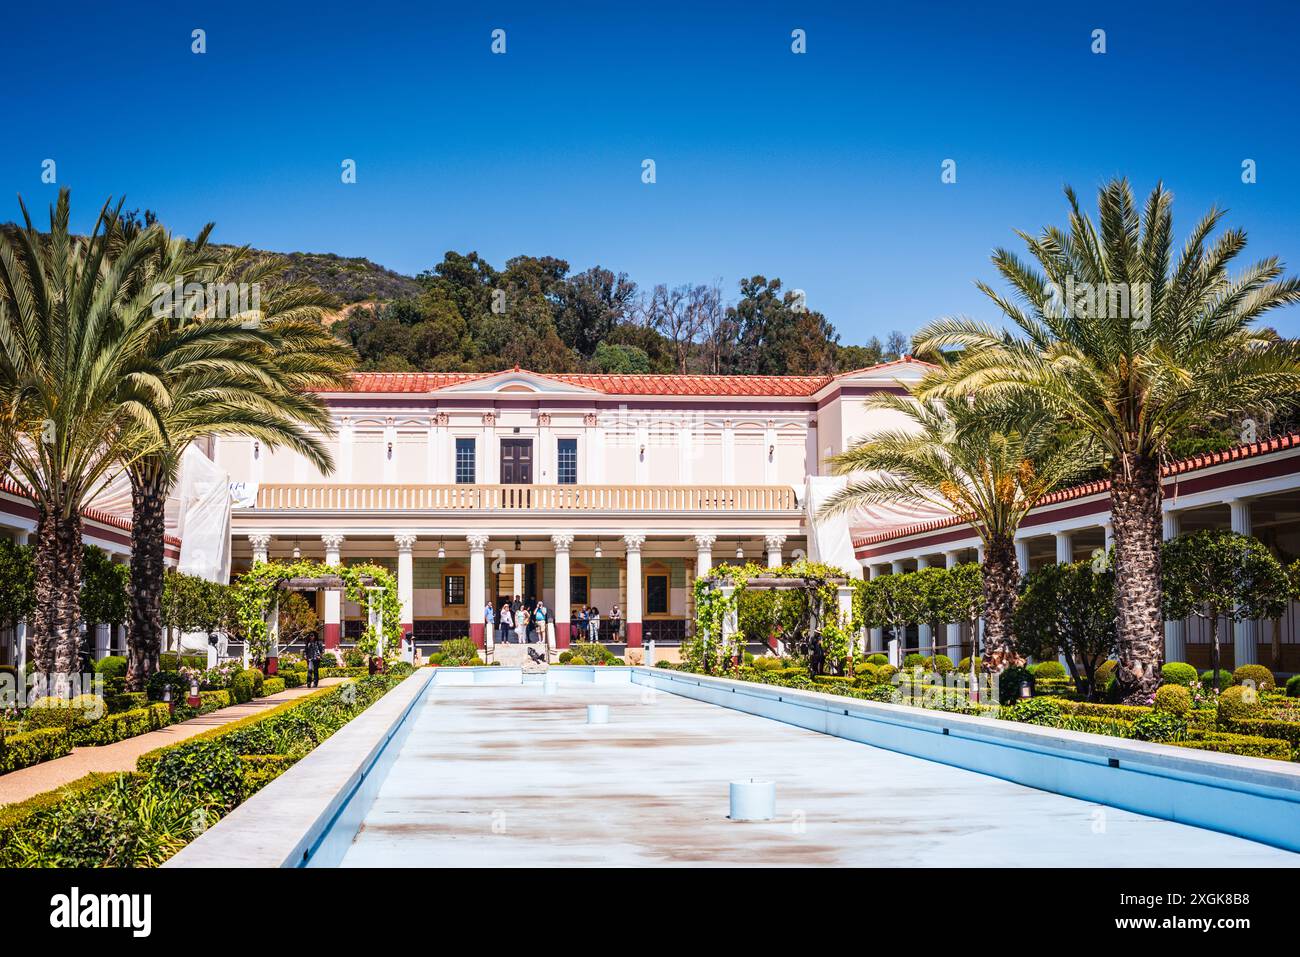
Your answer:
0;772;131;832
241;754;296;792
1217;685;1264;721
261;677;286;697
1232;664;1276;692
280;670;304;688
1220;717;1300;752
71;703;170;746
1153;684;1193;717
1171;733;1293;761
199;690;232;713
0;727;72;772
107;692;148;714
1160;662;1199;687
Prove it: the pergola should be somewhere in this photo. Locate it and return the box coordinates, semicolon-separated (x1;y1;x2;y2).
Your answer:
251;574;389;670
696;574;856;659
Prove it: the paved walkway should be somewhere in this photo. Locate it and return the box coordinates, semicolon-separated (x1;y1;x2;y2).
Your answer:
342;683;1300;867
0;679;342;806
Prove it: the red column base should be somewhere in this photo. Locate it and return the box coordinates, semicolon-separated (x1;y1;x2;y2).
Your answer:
323;623;340;649
556;622;570;648
402;622;413;639
626;622;642;647
265;656;278;676
470;623;485;648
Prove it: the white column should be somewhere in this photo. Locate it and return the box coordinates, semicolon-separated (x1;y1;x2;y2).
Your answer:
512;562;523;600
891;559;906;575
624;534;645;647
394;534;416;640
1103;521;1115;551
322;534;344;649
248;533;271;565
695;534;716;578
868;564;885;652
1162;511;1185;662
916;555;933;653
1015;538;1031;577
944;549;962;660
1229;499;1257;666
764;534;786;568
1054;531;1073;564
467;534;489;648
552;534;573;649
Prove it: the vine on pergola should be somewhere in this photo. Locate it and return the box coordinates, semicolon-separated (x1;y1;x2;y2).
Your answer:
233;559;402;660
690;560;858;676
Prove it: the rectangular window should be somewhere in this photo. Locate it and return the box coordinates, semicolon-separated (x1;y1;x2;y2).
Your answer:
455;438;476;484
557;438;578;485
443;575;466;607
646;575;669;616
570;575;589;607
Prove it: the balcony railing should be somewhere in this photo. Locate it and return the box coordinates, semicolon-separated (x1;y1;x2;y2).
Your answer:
250;483;799;512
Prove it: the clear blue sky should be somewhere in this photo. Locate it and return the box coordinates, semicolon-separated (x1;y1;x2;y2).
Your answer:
4;0;1298;340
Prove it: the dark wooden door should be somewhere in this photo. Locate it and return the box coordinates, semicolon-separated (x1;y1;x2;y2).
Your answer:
500;439;533;484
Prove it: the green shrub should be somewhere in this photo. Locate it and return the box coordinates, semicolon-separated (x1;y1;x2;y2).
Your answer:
557;651;573;664
1232;664;1276;692
72;704;169;746
93;656;127;679
243;669;265;697
863;684;901;703
1217;685;1263;722
866;653;888;666
199;690;232;713
1131;711;1188;743
241;754;296;793
1033;660;1067;680
1200;669;1233;690
812;675;855;686
0;727;72;772
1172;733;1292;761
876;664;898;683
343;648;367;667
107;692;148;714
280;670;303;688
574;642;615;663
150;739;245;811
146;671;188;702
903;653;926;669
1160;662;1199;687
1287;675;1300;698
1003;697;1062;725
568;655;588;665
22;695;105;730
1153;683;1193;717
440;638;478;663
996;665;1035;706
229;672;255;704
261;677;286;697
1218;717;1300;751
931;655;954;674
854;661;879;678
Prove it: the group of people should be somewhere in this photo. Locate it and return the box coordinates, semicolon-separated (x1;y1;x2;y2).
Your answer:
488;595;550;645
575;605;622;642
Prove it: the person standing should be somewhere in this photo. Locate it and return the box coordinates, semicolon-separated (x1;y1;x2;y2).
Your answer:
513;595;526;644
305;630;323;688
575;606;588;641
483;600;495;645
609;604;622;642
588;606;601;642
499;601;513;644
533;600;548;645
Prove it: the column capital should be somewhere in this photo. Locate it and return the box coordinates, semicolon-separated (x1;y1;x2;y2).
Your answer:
394;533;417;553
623;533;646;553
763;534;787;550
466;533;490;552
551;533;575;552
321;533;345;550
694;533;717;551
248;533;272;550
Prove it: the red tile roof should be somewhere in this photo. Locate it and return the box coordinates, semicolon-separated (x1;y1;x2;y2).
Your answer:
334;358;935;397
851;432;1300;549
1;480;182;546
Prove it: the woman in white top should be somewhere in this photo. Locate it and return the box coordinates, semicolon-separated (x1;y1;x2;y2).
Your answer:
498;602;513;645
588;607;601;642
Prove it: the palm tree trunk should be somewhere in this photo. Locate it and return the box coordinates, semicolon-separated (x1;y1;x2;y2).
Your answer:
126;466;167;692
31;501;84;694
1109;453;1165;703
981;532;1022;670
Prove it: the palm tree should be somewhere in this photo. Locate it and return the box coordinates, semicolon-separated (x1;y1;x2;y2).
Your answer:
0;190;202;688
119;236;354;689
819;386;1089;669
914;179;1300;701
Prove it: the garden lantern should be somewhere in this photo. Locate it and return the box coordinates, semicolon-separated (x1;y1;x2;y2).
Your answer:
188;681;201;708
163;685;174;716
1020;680;1032;700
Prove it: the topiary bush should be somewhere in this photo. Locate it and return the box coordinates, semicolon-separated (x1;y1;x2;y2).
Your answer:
93;656;127;679
903;653;926;669
866;653;888;666
956;656;983;673
1217;684;1263;722
931;655;954;674
1153;683;1193;717
1160;662;1198;687
1287;674;1300;698
996;665;1035;706
875;664;898;683
229;671;255;704
1200;669;1233;690
243;669;265;698
1231;664;1276;692
440;638;479;664
1033;660;1067;680
568;655;587;666
1095;659;1118;686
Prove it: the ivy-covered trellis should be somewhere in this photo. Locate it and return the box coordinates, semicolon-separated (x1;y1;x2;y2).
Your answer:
690;560;859;676
233;559;402;663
